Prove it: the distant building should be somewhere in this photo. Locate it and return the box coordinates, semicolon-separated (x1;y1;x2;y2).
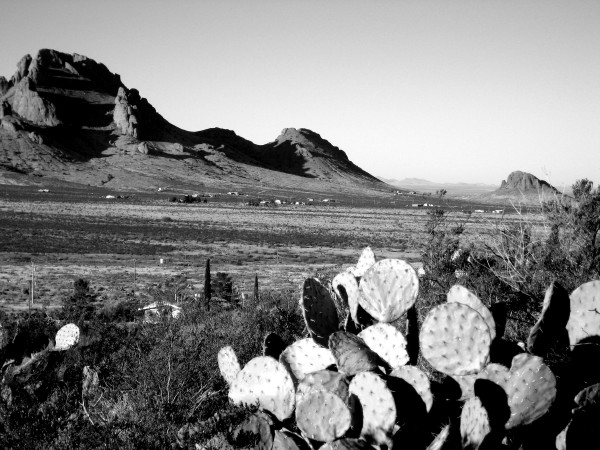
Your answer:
274;199;281;205
492;209;504;214
412;204;423;207
474;209;485;213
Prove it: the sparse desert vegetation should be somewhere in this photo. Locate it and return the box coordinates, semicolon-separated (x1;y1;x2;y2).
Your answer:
0;179;598;449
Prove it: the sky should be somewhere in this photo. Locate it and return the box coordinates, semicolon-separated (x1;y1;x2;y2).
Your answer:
1;0;599;187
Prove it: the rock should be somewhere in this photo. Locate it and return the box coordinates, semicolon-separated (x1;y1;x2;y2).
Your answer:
1;117;20;133
11;78;60;126
0;76;10;96
137;142;149;154
114;87;157;139
0;100;11;118
28;131;43;144
12;54;32;84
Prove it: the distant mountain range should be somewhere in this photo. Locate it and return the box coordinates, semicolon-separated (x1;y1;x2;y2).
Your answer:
380;177;496;196
0;49;385;195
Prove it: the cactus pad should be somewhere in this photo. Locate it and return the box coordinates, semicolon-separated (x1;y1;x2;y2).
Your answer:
321;438;376;449
263;332;287;360
350;246;376;277
329;331;382;376
296;391;351;442
296;370;349;406
54;323;80;351
301;278;340;347
566;280;600;346
279;338;336;383
332;271;360;323
349;372;396;444
273;429;311;450
574;382;600;410
390;365;433;412
527;281;570;355
479;354;556;429
451;374;476;400
229;356;295;421
460;396;491;449
358;323;409;369
218;345;241;386
358;259;419;323
426;425;450;450
420;302;491;375
447;285;496;340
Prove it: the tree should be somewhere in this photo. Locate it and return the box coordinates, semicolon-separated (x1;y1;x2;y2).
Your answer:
204;259;211;311
62;278;97;323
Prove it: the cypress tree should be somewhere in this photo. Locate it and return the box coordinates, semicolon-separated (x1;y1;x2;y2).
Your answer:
204;259;211;311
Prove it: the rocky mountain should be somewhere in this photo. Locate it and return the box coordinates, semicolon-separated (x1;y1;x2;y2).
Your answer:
486;171;563;203
0;49;384;194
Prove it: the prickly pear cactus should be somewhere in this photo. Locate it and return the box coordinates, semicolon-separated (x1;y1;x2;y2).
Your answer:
349;372;396;445
279;338;336;383
229;356;295;421
320;438;376;449
390;365;433;412
358;259;419;323
273;429;311;450
332;271;360;324
349;246;376;277
358;323;409;370
301;278;339;347
329;331;382;376
426;425;450;450
420;302;491;376
451;373;477;401
527;281;570;355
460;396;491;449
479;354;556;429
447;284;496;340
566;280;600;347
296;370;349;406
218;346;241;386
295;390;351;442
54;323;80;351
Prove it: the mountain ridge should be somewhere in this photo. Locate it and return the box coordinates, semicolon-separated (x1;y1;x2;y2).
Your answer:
0;49;385;194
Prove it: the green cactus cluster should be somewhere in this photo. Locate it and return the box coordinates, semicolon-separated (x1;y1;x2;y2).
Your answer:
205;247;600;450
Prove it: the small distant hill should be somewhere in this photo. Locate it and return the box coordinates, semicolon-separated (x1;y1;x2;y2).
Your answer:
485;171;564;204
381;177;496;197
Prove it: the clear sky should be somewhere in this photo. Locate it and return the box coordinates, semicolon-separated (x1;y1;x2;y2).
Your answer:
1;0;599;187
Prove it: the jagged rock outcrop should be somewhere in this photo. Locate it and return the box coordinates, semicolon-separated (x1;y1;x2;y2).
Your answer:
113;87;159;140
11;78;60;126
272;128;350;160
497;171;559;193
12;54;32;84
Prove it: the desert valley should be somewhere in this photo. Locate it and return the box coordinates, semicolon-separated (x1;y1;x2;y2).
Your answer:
0;47;598;450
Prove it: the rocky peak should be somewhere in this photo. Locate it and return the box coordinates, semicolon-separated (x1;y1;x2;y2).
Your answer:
273;127;348;160
498;171;558;193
